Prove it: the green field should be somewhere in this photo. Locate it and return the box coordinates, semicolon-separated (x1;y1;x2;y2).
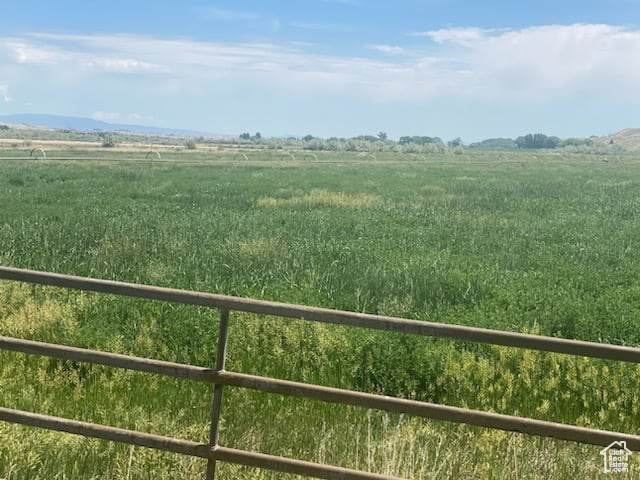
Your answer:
1;151;640;479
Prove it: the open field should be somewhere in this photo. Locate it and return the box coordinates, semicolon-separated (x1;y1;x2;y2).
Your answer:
0;143;638;165
1;150;640;478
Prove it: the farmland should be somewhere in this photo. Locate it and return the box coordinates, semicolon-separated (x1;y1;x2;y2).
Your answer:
1;149;640;479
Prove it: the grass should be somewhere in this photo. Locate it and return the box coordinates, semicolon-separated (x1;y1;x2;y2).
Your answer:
256;189;382;208
1;150;640;478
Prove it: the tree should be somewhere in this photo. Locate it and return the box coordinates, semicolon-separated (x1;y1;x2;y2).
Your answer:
399;136;443;145
303;134;314;142
377;132;388;141
101;136;117;148
253;132;262;140
239;133;251;140
448;137;463;148
468;138;517;149
515;133;560;149
544;136;561;149
352;135;378;142
515;134;533;149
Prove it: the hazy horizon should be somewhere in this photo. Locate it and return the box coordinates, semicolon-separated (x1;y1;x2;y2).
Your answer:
1;1;639;141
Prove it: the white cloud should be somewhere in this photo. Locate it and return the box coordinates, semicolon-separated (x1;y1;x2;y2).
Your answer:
0;35;168;73
0;33;401;92
413;27;500;46
369;44;407;54
84;58;168;73
408;24;640;98
3;39;63;64
468;24;640;94
91;111;155;124
0;24;639;104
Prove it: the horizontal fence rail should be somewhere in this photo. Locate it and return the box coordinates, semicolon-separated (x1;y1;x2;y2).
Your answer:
2;266;640;363
1;266;640;479
2;335;639;451
0;408;395;480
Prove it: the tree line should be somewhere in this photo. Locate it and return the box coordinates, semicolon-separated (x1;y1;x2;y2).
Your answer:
237;131;593;151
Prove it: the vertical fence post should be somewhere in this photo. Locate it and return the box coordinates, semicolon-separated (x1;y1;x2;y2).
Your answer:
205;308;230;480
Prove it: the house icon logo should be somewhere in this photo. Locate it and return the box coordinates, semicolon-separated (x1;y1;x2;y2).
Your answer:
600;441;632;473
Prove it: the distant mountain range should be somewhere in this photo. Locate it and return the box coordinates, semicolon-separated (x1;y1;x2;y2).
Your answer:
0;113;230;139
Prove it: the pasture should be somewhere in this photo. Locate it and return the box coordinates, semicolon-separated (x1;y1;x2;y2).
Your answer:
1;150;640;479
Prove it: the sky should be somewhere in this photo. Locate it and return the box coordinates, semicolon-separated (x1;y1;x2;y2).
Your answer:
0;1;639;141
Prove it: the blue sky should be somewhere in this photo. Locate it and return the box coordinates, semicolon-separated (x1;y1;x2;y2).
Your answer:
0;1;639;140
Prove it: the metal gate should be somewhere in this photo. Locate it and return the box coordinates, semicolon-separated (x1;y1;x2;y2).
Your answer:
1;266;639;479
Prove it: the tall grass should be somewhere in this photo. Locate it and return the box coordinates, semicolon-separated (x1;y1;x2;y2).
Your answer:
1;152;640;478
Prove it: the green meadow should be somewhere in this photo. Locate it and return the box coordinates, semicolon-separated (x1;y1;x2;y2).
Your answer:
1;151;640;479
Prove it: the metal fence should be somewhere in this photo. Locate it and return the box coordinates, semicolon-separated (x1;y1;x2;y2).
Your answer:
0;266;639;479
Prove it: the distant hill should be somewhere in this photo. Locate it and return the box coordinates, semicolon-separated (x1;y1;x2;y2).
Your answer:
598;128;640;150
0;113;230;139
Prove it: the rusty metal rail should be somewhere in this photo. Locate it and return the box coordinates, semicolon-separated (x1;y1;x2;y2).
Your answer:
1;266;640;479
2;266;639;363
0;408;393;480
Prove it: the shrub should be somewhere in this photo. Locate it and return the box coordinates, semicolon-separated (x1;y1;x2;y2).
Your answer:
468;138;517;150
399;136;443;145
101;136;117;148
184;140;197;150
